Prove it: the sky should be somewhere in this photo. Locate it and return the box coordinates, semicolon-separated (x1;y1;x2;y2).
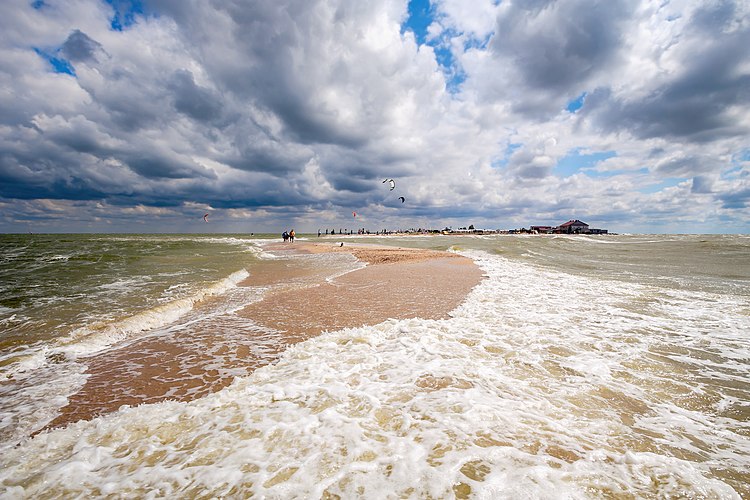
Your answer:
1;0;749;234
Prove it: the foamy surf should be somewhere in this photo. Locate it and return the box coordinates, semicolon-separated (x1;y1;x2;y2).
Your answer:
1;248;746;497
0;320;739;498
0;269;250;379
60;269;251;355
0;269;253;450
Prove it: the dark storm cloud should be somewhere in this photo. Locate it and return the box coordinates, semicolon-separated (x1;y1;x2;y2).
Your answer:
691;176;714;194
91;71;169;132
2;0;748;233
224;145;307;175
653;155;715;177
38;116;112;156
717;186;750;209
60;30;103;62
0;154;107;201
188;180;279;209
503;146;554;179
168;70;223;122
313;147;392;195
126;155;217;180
583;2;750;143
149;0;371;148
54;131;102;155
0;0;406;223
326;172;372;194
491;0;631;94
270;95;369;148
40;128;101;156
689;0;737;32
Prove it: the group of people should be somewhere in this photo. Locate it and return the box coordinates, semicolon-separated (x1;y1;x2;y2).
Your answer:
318;228;352;236
282;229;296;242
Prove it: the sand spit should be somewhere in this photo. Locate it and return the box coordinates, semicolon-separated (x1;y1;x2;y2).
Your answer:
47;242;482;428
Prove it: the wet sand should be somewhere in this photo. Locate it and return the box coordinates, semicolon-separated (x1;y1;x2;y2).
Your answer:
241;242;483;342
48;242;483;429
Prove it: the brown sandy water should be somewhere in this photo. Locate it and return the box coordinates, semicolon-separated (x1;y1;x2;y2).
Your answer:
48;243;482;429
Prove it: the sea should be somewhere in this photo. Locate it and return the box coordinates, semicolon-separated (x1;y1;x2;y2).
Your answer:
0;233;748;498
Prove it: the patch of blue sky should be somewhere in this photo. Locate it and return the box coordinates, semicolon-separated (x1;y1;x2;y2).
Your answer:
402;0;431;45
553;148;616;177
722;166;744;180
401;0;433;45
491;143;522;168
401;0;471;93
720;150;749;178
33;48;75;76
463;33;492;51
566;92;587;113
106;0;144;31
433;37;466;92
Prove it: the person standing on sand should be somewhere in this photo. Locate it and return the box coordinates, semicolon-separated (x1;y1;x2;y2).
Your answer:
289;229;295;242
282;231;289;242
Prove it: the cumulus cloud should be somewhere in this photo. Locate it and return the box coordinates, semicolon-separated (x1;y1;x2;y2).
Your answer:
60;29;104;62
584;1;750;142
491;0;632;97
0;0;748;233
168;70;223;122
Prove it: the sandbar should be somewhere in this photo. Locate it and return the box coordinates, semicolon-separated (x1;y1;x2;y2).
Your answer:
47;241;483;428
240;241;484;342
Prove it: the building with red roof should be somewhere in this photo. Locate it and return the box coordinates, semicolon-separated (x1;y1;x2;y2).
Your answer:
556;220;590;234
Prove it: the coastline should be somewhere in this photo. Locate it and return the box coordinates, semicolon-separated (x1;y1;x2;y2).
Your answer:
4;235;748;497
240;241;484;343
47;241;483;428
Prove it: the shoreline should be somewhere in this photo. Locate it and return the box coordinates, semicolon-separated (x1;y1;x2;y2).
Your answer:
47;241;483;429
240;241;484;342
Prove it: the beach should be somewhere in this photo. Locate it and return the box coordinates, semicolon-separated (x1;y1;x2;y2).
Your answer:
241;241;483;341
1;233;748;498
46;241;483;428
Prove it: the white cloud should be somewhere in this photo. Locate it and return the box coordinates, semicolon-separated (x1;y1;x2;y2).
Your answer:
0;0;747;233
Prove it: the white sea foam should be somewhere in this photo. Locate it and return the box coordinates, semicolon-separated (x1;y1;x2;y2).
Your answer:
96;276;152;292
0;307;17;317
0;360;88;452
0;268;257;448
1;251;746;497
64;269;250;355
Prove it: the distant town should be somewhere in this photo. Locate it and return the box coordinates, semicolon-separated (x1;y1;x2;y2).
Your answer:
319;219;610;236
408;219;610;235
445;219;610;235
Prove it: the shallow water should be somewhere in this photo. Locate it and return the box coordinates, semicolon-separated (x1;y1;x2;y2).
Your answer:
1;233;748;497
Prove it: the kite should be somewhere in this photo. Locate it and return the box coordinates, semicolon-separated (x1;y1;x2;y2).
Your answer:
352;211;357;218
203;213;209;223
382;178;395;190
398;196;405;203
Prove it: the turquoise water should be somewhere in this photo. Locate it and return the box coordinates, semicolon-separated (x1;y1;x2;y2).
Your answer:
1;233;748;498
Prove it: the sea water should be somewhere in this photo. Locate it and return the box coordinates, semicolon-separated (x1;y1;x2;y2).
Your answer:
0;233;748;498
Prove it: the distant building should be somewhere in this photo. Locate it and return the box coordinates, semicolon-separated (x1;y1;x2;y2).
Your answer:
442;227;498;235
556;220;589;234
516;219;609;234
